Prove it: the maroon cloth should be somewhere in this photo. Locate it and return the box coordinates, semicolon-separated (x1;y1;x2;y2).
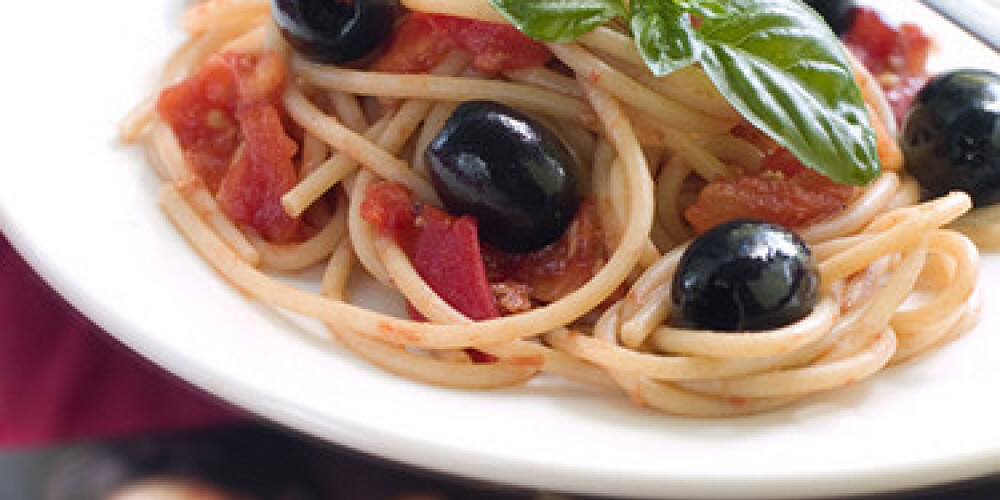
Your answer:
0;233;246;448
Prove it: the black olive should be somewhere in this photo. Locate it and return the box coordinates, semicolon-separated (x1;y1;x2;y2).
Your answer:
426;101;580;252
804;0;856;35
272;0;399;64
902;69;1000;207
671;220;819;332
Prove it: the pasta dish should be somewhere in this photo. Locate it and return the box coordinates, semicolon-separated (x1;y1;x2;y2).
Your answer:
120;0;997;416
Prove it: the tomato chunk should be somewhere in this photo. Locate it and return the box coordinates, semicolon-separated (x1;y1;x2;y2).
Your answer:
370;13;551;74
156;57;239;191
157;51;301;243
370;13;456;74
427;15;551;73
483;202;608;304
844;7;931;123
216;105;300;243
362;182;500;321
684;149;855;234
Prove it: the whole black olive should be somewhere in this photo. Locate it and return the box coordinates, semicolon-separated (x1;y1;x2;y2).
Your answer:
426;101;580;252
804;0;856;35
671;220;819;332
903;69;1000;207
272;0;399;64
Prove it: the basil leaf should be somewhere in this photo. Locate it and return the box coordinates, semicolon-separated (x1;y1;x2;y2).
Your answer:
630;0;700;75
487;0;626;42
486;0;880;186
687;0;881;185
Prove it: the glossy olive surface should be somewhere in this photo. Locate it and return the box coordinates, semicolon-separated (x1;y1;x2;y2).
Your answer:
804;0;856;35
671;220;819;332
426;101;580;252
272;0;398;64
903;69;1000;207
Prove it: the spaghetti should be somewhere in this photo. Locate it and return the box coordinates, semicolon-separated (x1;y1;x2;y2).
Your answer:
122;0;985;417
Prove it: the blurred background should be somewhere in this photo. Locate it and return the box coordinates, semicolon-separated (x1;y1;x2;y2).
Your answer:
4;422;1000;500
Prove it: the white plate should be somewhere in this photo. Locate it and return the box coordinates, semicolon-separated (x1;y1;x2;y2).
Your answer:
2;1;1000;498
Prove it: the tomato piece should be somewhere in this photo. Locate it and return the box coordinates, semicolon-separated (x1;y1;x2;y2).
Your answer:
158;51;301;243
427;15;551;73
370;13;456;74
898;24;932;76
362;182;500;321
370;13;551;75
844;8;898;72
216;104;300;243
223;51;286;105
156;56;240;191
411;208;500;320
483;202;608;303
359;180;418;239
844;7;931;123
684;149;855;234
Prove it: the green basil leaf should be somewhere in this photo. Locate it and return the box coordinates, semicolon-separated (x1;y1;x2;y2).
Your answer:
486;0;880;185
487;0;626;42
686;0;881;185
630;0;700;76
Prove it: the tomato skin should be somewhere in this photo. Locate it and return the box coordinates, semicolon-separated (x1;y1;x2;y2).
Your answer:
157;51;301;243
684;149;855;234
362;182;500;321
370;13;551;74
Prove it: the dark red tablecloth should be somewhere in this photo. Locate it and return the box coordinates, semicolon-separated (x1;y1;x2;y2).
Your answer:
0;233;246;449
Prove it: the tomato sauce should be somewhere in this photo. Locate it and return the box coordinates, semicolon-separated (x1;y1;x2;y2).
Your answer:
157;51;300;243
